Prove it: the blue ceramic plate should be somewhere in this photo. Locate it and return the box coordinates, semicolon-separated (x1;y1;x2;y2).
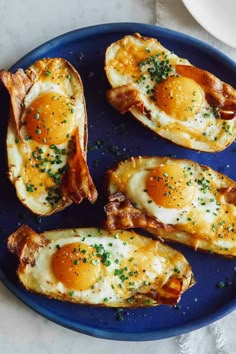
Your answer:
0;23;235;341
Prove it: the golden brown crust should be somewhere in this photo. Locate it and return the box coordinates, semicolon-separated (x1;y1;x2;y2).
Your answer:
176;65;236;119
12;280;190;307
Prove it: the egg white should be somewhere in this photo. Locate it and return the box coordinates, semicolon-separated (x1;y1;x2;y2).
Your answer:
105;34;236;152
7;58;88;215
7;226;195;306
127;168;220;226
106;156;236;256
25;230;165;304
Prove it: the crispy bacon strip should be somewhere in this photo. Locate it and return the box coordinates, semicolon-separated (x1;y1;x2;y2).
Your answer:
146;277;183;305
219;186;236;206
61;130;97;204
104;192;175;232
7;225;49;267
0;69;34;136
176;65;236;120
131;281;182;306
106;83;144;114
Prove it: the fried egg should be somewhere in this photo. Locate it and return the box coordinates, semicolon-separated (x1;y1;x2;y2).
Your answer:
7;225;195;307
105;34;236;152
0;58;97;215
104;156;236;257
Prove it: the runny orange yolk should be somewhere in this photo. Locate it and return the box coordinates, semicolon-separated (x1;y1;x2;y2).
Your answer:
146;164;195;208
51;243;102;291
26;92;77;145
155;76;203;120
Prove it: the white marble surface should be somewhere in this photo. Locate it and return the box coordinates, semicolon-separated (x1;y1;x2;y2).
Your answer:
0;1;235;353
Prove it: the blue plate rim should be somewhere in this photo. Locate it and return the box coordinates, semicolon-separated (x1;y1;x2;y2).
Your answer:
1;22;236;341
1;266;236;341
9;22;236;72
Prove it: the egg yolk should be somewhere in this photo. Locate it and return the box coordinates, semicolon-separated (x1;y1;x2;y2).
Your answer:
51;242;102;291
155;76;203;120
146;164;195;208
26;92;77;145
